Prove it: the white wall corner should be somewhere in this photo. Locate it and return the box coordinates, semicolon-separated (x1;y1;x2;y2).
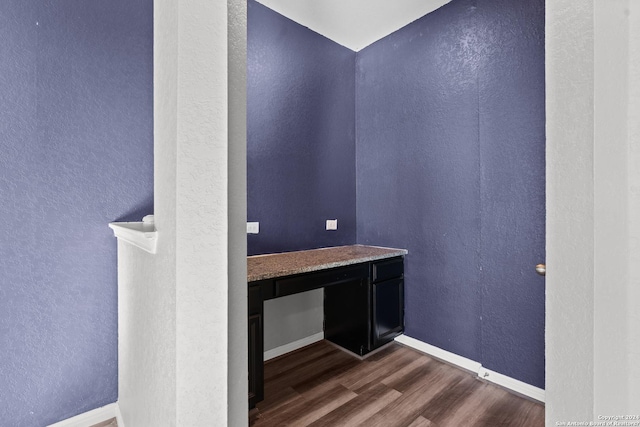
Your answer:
394;335;545;403
47;402;124;427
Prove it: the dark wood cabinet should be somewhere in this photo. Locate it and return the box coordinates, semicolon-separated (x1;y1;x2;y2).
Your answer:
324;277;370;355
372;277;404;348
248;255;404;408
248;285;263;408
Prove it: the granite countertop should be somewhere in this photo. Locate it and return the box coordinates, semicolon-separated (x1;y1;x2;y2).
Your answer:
247;244;408;282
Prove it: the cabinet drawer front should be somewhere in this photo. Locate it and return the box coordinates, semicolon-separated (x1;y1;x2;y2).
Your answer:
275;264;368;297
371;257;404;283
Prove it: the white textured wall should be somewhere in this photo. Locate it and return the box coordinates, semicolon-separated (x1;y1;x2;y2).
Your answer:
118;241;177;426
546;0;595;421
174;0;231;424
547;0;640;422
227;0;248;424
628;2;640;409
594;0;630;414
118;0;179;423
118;0;247;425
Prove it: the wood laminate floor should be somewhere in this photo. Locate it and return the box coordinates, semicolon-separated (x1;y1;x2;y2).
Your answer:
249;341;544;427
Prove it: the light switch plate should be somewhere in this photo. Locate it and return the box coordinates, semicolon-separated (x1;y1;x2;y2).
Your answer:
326;219;338;230
247;222;260;234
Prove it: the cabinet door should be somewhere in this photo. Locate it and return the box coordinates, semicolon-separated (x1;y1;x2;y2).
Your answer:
324;278;370;356
248;313;262;408
248;285;263;408
372;278;404;348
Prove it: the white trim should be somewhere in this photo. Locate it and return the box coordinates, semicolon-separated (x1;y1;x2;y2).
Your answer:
477;367;545;403
395;334;545;403
47;402;124;427
394;335;482;373
109;215;157;254
264;332;324;361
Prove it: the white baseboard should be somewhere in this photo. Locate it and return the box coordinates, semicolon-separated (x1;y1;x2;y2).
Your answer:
394;334;545;403
264;332;324;361
48;402;124;427
394;335;482;373
477;367;545;403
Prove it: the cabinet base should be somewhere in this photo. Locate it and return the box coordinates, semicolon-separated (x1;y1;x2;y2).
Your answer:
324;338;396;360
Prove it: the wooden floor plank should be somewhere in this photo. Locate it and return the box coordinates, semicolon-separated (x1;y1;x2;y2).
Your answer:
406;416;437;427
379;353;431;387
264;341;338;380
264;347;356;395
419;374;484;424
332;344;409;391
249;340;544;427
342;345;423;393
436;382;509;427
381;357;444;393
357;363;463;427
474;391;545;427
307;383;402;427
257;383;357;426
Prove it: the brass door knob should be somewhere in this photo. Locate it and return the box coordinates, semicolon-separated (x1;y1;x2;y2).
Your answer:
535;263;546;276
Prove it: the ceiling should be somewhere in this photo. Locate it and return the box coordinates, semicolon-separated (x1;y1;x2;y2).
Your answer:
255;0;453;51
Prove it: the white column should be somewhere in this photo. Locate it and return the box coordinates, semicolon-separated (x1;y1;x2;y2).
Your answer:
546;0;595;421
118;1;246;425
627;1;640;411
548;0;640;420
227;0;248;424
594;0;630;415
174;0;246;425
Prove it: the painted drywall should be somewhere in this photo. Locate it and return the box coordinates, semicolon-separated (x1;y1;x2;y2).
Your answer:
255;0;452;51
174;0;240;423
247;0;357;257
356;0;545;388
628;1;640;410
249;0;545;386
0;1;153;425
475;0;545;388
117;0;177;423
247;0;358;353
117;241;176;426
547;0;640;420
227;0;249;422
118;1;247;426
545;0;595;420
263;290;324;351
593;0;630;414
356;0;482;364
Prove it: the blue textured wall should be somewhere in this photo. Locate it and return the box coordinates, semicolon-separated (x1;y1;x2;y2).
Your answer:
356;0;545;388
0;1;153;425
356;0;482;363
476;0;545;388
247;0;357;256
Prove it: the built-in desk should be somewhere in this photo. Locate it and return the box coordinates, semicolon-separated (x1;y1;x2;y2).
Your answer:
248;245;408;408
